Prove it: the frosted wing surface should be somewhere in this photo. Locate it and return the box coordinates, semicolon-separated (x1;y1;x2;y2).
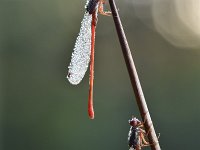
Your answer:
67;12;92;85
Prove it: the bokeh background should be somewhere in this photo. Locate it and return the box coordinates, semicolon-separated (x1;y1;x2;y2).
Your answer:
1;0;200;149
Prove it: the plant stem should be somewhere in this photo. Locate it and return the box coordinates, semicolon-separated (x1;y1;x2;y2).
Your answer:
108;0;161;150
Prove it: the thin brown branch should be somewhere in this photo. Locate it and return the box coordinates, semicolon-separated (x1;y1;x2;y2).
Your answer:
108;0;161;150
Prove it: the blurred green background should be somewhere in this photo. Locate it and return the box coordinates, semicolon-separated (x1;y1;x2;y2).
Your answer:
1;0;200;150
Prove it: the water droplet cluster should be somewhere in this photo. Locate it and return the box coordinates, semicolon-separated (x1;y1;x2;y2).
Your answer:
67;12;92;85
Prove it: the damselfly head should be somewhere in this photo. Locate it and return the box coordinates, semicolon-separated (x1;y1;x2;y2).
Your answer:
129;116;141;127
86;0;99;14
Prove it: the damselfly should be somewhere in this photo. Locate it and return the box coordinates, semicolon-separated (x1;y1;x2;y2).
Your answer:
67;0;111;119
128;116;160;150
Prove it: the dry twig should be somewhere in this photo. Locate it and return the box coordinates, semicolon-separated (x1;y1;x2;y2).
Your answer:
108;0;161;150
